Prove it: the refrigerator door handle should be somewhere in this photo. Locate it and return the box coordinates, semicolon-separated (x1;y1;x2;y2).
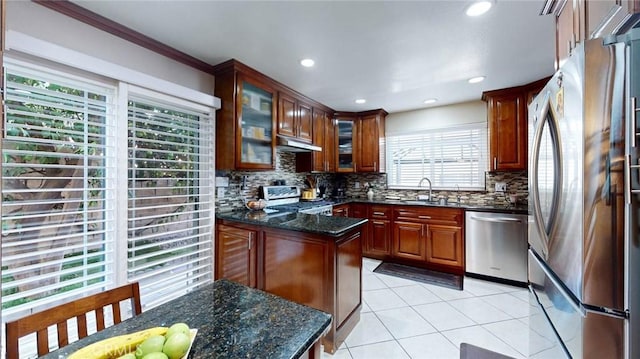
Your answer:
530;250;587;317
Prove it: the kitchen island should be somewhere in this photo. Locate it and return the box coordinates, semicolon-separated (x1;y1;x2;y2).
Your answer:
215;210;367;354
40;279;331;359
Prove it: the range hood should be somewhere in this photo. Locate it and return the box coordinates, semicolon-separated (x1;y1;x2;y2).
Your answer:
276;135;322;152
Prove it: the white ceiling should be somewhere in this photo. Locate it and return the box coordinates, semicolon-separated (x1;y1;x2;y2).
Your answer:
70;0;555;113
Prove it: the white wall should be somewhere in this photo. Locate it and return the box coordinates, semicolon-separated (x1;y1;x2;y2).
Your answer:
6;1;215;94
386;100;486;135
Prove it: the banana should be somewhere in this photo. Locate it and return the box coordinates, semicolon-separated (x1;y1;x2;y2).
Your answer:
67;327;168;359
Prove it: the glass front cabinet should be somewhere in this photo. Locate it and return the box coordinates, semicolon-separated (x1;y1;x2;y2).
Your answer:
237;77;275;168
213;60;276;170
336;117;356;172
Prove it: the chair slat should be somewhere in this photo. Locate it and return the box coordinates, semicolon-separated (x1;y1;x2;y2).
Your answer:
35;328;49;356
56;322;69;347
5;283;142;359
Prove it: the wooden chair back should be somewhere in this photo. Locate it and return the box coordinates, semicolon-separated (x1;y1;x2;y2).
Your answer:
5;282;142;359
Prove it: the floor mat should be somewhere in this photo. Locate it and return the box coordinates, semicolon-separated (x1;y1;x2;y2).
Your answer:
459;343;515;359
373;262;463;290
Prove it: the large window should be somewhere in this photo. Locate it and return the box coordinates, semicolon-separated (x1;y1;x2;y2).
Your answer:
127;94;213;308
386;123;487;190
1;63;214;324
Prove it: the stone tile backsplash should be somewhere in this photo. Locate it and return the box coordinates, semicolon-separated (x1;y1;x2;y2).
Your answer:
214;152;528;211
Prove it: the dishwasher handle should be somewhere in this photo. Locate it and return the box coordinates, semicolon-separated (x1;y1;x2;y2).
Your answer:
469;215;523;224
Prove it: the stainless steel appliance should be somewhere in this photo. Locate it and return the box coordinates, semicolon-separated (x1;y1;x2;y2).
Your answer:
259;185;333;215
528;30;640;358
465;211;528;284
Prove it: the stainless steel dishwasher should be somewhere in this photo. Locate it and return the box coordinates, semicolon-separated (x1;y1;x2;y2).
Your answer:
465;211;528;284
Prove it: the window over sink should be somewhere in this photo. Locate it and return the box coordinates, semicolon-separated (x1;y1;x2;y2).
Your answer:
386;122;487;190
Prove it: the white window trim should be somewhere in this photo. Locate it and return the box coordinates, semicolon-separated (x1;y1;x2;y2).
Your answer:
5;30;221;110
386;122;488;191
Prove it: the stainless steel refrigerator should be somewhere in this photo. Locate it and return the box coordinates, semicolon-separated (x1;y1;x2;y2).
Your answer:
528;29;640;358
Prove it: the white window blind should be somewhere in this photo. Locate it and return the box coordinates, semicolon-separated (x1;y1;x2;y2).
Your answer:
1;64;117;321
127;95;214;309
386;123;487;189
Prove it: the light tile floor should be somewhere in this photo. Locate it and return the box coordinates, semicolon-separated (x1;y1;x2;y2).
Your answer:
322;258;532;359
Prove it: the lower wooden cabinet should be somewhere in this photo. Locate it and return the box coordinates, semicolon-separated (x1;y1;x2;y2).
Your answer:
215;220;363;354
368;219;392;257
332;203;350;217
392;221;426;261
426;224;463;268
215;224;257;287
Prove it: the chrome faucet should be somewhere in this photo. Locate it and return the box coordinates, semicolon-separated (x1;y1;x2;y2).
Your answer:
418;177;432;201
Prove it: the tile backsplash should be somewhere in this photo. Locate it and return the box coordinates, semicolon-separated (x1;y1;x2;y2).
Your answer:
215;151;528;211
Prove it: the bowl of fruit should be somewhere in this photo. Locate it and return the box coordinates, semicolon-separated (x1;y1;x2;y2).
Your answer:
68;322;196;359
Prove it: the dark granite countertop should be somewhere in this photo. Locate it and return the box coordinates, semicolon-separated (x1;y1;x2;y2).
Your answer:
327;198;528;215
41;279;332;359
216;210;368;236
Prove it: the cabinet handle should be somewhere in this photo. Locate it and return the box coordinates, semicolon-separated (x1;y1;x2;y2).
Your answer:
418;215;431;219
493;157;497;169
374;161;377;171
373;212;385;216
248;233;253;250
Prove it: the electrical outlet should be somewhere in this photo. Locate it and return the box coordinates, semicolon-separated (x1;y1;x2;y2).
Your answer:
354;181;360;189
495;182;507;192
217;187;225;198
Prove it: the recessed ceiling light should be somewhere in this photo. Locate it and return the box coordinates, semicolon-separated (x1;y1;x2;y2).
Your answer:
355;99;366;104
300;58;315;67
424;98;438;104
466;1;493;17
468;76;486;84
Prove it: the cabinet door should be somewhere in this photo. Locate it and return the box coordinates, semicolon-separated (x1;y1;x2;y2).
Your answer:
488;94;527;171
278;92;297;138
298;101;313;142
356;114;380;172
556;0;576;70
325;115;336;172
237;74;276;170
332;204;350;217
393;221;426;261
310;109;326;172
369;219;392;257
215;225;257;287
426;225;463;268
336;118;355;172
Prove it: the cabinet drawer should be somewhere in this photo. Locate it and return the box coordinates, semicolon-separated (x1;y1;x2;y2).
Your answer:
394;207;462;225
370;205;392;219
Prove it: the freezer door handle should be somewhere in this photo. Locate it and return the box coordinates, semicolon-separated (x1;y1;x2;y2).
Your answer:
530;249;586;317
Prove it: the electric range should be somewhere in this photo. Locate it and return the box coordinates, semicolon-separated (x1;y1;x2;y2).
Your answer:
259;185;333;215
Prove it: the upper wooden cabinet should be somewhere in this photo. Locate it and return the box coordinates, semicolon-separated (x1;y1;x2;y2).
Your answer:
277;91;313;143
296;108;336;172
482;78;548;172
356;109;387;173
213;60;277;170
334;110;387;173
214;59;335;171
547;0;640;70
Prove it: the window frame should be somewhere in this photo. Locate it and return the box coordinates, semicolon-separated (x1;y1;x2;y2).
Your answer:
1;59;216;324
385;122;488;191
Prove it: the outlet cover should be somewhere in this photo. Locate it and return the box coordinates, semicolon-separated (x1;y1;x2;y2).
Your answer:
495;182;507;192
354;181;360;189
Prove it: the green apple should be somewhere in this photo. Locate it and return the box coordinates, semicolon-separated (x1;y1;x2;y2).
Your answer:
165;323;190;339
135;335;166;359
162;332;191;359
117;354;137;359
